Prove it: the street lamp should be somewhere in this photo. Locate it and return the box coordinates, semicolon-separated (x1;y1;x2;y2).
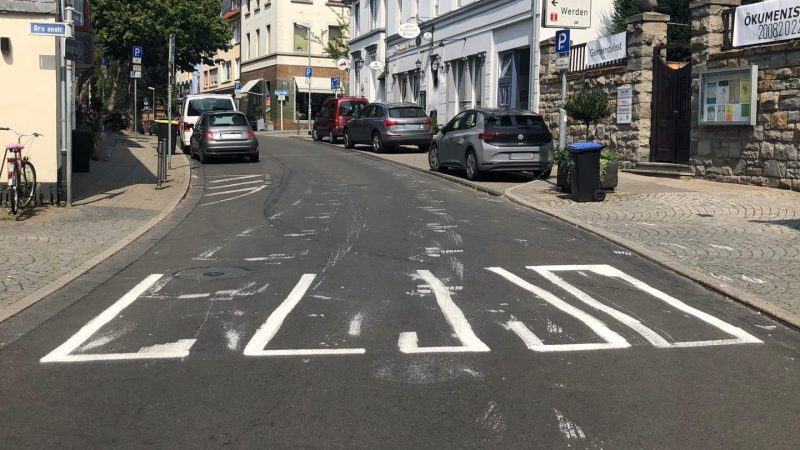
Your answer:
297;22;312;132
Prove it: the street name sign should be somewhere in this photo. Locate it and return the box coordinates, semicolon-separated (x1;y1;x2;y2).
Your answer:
274;89;289;96
543;0;592;29
30;22;70;37
555;29;571;53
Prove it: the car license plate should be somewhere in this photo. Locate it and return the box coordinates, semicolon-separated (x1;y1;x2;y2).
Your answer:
509;153;535;160
221;132;240;140
418;124;424;129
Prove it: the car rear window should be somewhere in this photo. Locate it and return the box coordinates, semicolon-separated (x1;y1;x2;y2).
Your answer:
187;98;235;116
209;114;248;127
339;101;365;116
486;115;549;132
389;107;426;118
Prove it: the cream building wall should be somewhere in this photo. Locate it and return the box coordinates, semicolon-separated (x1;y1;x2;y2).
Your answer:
0;13;59;184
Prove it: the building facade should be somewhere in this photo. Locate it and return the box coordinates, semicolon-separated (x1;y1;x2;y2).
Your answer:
239;0;349;130
350;0;612;126
199;0;242;96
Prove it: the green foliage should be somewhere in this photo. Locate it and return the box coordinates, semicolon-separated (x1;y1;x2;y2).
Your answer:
606;0;693;61
608;0;641;35
92;0;232;84
564;90;613;141
311;6;350;62
600;148;619;183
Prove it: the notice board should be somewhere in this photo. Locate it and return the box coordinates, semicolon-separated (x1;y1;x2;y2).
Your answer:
699;66;758;126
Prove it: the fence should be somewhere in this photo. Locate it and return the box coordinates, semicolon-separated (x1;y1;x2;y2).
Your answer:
569;43;626;73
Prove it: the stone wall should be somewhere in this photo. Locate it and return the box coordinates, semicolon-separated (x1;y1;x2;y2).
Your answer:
691;0;800;190
538;13;669;167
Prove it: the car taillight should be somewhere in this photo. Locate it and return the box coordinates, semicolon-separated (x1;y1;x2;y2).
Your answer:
205;131;214;140
183;122;191;131
247;129;255;139
384;119;401;127
422;118;432;125
335;116;341;127
478;132;504;141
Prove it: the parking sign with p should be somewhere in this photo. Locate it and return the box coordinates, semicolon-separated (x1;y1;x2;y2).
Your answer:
555;30;570;54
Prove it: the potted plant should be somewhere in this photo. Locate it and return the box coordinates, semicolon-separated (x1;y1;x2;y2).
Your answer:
554;147;571;192
600;148;619;190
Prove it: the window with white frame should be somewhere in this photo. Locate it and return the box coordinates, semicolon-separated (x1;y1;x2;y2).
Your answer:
245;33;251;59
256;29;261;56
354;2;360;37
266;25;271;54
399;74;408;102
294;24;309;52
232;24;240;44
410;71;420;103
210;68;219;85
221;61;231;82
329;26;342;46
235;58;241;78
369;0;378;30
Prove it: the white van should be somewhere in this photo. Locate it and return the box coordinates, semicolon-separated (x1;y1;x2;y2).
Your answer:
178;94;237;151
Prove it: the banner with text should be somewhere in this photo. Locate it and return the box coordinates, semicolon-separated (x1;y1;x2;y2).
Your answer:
733;0;800;47
585;32;627;67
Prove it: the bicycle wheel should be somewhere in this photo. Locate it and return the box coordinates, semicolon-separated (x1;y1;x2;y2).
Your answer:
19;160;36;208
9;163;19;215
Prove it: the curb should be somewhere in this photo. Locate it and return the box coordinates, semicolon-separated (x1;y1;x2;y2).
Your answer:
504;184;800;330
0;154;193;324
294;134;800;329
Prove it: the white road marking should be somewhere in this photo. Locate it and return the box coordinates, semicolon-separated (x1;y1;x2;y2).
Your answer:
41;275;197;363
178;293;211;299
207;180;265;189
201;185;267;206
208;175;262;183
349;313;364;336
195;246;224;260
226;330;241;350
553;408;587;440
487;267;630;352
243;274;366;356
534;265;763;347
204;186;266;197
398;270;490;354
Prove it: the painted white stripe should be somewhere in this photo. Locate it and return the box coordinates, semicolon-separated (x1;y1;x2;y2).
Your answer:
201;185;267;206
349;313;364;336
208;175;261;183
196;246;224;260
41;275;197;363
204;186;265;196
178;293;211;299
207;180;265;189
487;268;630;352
529;267;672;348
533;265;763;347
398;270;490;354
243;274;366;356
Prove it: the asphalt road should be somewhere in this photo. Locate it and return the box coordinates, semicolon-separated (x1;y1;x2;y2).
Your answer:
1;136;798;449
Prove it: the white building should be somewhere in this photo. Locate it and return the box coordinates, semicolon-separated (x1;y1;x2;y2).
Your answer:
349;0;613;124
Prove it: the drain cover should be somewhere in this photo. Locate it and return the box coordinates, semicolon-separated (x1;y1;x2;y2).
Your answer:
175;266;251;281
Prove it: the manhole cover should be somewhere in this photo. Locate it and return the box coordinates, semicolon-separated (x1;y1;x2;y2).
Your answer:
175;266;251;281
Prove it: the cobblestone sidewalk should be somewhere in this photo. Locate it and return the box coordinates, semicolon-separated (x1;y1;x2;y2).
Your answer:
0;132;190;321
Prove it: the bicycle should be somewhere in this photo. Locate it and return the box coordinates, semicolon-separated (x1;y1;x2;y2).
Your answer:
0;127;40;215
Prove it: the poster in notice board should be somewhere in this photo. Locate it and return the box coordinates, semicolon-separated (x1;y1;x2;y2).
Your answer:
699;66;758;126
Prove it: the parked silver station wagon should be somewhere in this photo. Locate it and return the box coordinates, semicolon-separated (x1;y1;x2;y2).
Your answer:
429;109;553;180
343;102;433;153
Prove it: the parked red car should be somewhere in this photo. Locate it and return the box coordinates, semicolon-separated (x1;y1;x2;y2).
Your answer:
312;97;368;144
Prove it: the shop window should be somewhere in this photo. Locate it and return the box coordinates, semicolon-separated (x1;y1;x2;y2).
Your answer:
294;24;309;53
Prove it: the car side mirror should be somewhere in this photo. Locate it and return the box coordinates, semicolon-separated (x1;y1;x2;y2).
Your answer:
440;126;449;134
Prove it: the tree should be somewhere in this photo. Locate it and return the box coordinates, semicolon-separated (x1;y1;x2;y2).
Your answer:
606;0;693;60
92;0;232;85
607;0;641;35
564;90;613;141
310;6;350;62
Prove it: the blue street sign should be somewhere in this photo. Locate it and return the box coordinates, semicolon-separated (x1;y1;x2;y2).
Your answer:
132;46;143;58
274;90;289;96
143;96;149;106
305;67;312;78
331;77;340;90
555;29;571;54
30;22;68;37
234;82;241;91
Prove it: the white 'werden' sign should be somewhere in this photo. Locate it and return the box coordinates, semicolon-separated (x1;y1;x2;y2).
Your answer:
585;32;627;67
733;0;800;47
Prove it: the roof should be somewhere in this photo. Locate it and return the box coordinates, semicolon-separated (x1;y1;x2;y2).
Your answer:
0;0;57;14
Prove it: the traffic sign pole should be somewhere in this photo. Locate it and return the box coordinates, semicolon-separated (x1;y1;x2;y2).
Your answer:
530;0;542;112
555;29;571;152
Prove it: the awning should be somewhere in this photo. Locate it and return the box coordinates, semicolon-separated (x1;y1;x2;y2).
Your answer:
235;79;261;98
293;76;335;94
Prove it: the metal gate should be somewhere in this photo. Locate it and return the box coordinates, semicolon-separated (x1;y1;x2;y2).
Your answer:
651;53;691;163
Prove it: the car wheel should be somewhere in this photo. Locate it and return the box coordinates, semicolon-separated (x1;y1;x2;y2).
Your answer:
372;132;384;153
329;129;338;144
465;149;481;181
312;127;321;141
343;129;355;149
428;145;442;172
250;152;260;163
418;143;431;153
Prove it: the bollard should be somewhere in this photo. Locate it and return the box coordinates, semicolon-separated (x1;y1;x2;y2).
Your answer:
50;185;54;205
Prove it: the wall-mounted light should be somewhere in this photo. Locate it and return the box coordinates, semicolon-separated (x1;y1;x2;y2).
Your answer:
415;60;422;71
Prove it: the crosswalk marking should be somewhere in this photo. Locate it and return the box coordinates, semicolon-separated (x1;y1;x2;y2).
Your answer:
243;274;366;357
398;270;490;354
40;275;197;363
487;267;631;352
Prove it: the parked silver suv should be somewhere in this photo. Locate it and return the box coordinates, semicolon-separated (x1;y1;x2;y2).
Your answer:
342;103;433;153
429;109;553;180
